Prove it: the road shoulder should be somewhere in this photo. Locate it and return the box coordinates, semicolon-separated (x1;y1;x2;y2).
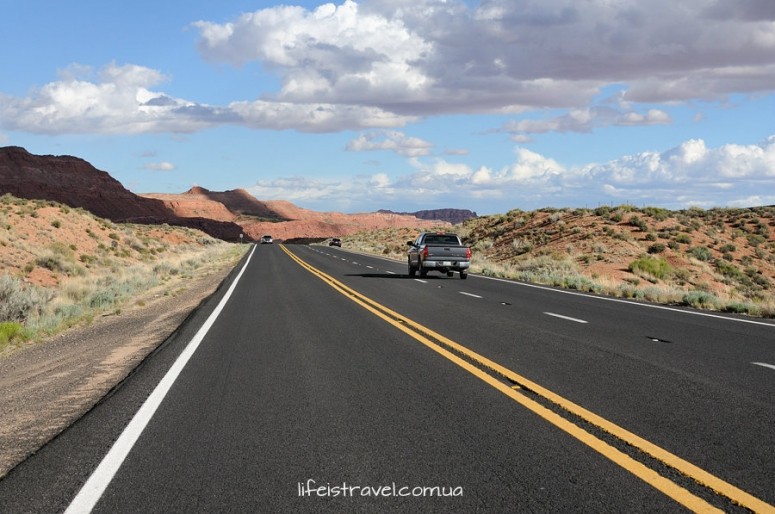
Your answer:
0;264;235;478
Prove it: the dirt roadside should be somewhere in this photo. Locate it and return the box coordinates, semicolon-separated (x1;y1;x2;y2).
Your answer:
0;263;236;478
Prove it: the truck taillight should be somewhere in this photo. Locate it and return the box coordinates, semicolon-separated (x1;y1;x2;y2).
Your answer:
466;247;472;259
422;247;429;258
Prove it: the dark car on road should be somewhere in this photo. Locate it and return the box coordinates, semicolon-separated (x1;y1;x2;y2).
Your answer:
407;232;471;279
329;238;342;247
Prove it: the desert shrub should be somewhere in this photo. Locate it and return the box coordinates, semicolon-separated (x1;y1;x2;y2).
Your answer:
745;267;770;288
682;291;721;310
723;302;761;316
647;243;666;254
673;267;691;284
747;234;766;247
689;246;712;261
715;259;746;282
629;256;673;280
511;238;533;255
628;215;648;231
561;274;602;293
643;207;670;221
511;255;580;285
720;244;736;253
675;234;692;244
36;253;69;272
89;290;117;309
0;275;52;323
51;220;61;229
474;238;494;250
153;262;179;276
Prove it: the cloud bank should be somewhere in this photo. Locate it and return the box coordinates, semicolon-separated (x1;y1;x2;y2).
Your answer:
1;0;773;135
249;136;775;212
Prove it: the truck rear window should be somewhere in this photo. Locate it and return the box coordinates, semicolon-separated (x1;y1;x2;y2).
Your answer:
425;235;459;245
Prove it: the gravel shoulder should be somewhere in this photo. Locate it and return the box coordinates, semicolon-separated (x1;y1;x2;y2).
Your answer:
0;264;235;478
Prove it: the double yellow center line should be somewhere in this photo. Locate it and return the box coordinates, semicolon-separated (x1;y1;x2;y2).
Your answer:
281;245;774;513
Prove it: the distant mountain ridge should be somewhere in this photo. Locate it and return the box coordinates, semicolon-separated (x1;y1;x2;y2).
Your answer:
0;146;244;241
0;146;448;241
378;208;477;224
144;188;448;241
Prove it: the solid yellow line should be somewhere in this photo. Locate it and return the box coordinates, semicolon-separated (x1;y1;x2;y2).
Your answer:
280;246;760;512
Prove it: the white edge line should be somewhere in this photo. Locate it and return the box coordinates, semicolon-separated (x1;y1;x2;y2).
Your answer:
545;312;589;324
752;362;775;371
65;244;257;514
414;279;428;284
312;246;775;329
460;292;483;299
479;274;775;328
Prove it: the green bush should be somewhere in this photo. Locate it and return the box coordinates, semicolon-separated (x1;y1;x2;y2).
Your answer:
643;207;671;221
747;234;766;247
629;256;673;280
715;259;747;282
675;234;692;244
689;246;712;261
682;291;720;309
0;321;30;348
628;215;648;231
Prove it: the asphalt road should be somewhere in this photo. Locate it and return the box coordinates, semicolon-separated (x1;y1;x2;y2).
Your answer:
1;243;773;513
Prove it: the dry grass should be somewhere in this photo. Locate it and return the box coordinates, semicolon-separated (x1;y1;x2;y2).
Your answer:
0;194;248;352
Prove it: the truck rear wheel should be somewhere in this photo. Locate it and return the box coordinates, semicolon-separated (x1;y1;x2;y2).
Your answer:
460;271;468;279
408;259;417;278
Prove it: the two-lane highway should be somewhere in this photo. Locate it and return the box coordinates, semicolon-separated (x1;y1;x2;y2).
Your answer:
295;244;775;510
0;243;773;512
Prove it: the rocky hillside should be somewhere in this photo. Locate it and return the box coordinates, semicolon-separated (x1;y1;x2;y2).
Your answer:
143;187;286;222
0;147;170;222
0;147;245;241
344;205;775;317
146;188;449;241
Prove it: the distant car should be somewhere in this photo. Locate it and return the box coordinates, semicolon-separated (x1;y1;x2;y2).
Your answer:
329;238;342;247
260;235;273;244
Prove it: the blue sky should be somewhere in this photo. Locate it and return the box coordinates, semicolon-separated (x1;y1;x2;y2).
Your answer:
1;0;773;215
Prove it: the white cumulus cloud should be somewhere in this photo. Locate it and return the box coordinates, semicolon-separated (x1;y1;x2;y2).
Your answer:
143;161;176;171
196;0;775;115
245;135;775;211
346;130;433;157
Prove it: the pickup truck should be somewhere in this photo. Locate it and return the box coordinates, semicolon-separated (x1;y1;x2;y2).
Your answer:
407;232;471;279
